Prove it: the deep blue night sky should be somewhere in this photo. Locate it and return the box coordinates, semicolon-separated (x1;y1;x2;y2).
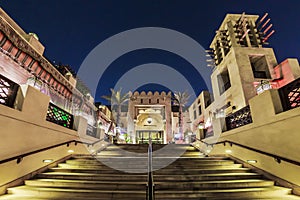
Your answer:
1;1;300;103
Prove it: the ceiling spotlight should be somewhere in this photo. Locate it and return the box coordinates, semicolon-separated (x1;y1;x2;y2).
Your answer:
147;117;153;124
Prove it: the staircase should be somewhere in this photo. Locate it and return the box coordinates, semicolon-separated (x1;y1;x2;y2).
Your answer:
0;144;299;199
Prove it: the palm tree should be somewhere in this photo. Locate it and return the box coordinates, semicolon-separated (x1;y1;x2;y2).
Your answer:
173;91;190;141
101;88;130;129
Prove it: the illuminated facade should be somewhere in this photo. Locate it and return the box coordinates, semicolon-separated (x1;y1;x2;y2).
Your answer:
190;13;300;138
0;7;300;197
121;91;191;144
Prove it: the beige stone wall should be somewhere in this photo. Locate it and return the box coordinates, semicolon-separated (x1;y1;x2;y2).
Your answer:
0;85;102;190
193;12;300;186
0;8;45;55
128;91;173;143
202;89;300;185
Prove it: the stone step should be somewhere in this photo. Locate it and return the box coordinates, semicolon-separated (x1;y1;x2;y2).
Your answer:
154;186;292;198
0;195;139;200
107;144;192;150
66;158;234;165
2;147;299;200
49;167;250;174
206;196;300;200
7;186;291;199
158;163;242;168
154;179;275;190
72;155;230;159
36;172;148;181
95;153;204;158
58;163;243;169
25;179;147;190
72;154;228;160
48;167;147;174
1;195;299;200
36;172;262;182
153;173;263;181
7;186;146;199
154;168;251;175
102;147;198;152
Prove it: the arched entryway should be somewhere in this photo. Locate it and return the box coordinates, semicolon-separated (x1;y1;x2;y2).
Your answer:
135;108;165;144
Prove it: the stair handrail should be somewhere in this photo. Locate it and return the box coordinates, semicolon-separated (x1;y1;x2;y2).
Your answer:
0;138;104;165
195;138;300;166
147;137;154;200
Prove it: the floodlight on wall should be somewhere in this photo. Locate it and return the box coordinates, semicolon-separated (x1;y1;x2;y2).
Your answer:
43;159;53;163
247;160;257;164
68;150;74;153
225;150;232;154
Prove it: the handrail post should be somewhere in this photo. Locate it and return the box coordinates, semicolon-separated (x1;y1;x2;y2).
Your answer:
147;137;154;200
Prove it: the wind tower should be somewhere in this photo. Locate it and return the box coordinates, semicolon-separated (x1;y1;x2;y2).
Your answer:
207;13;276;115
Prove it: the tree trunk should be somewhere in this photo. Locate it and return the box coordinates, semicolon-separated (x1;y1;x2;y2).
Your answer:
179;105;183;141
117;105;121;128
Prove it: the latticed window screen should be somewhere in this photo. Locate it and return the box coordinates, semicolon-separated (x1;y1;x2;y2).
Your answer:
287;87;300;109
279;78;300;111
225;105;253;131
46;103;73;129
0;74;19;108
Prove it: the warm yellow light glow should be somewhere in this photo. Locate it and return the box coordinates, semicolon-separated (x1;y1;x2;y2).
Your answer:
247;160;257;164
43;159;53;163
206;149;211;153
225;150;232;154
68;150;74;153
198;124;204;129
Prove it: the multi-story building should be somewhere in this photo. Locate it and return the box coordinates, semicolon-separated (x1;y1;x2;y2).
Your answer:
190;13;300;189
124;91;174;144
190;13;300;139
1;7;300;198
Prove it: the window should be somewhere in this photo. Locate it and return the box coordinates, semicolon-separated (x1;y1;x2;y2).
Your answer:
217;70;231;95
205;99;211;108
193;110;197;120
141;99;143;104
198;105;202;115
149;99;151;104
157;99;159;104
249;55;271;79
